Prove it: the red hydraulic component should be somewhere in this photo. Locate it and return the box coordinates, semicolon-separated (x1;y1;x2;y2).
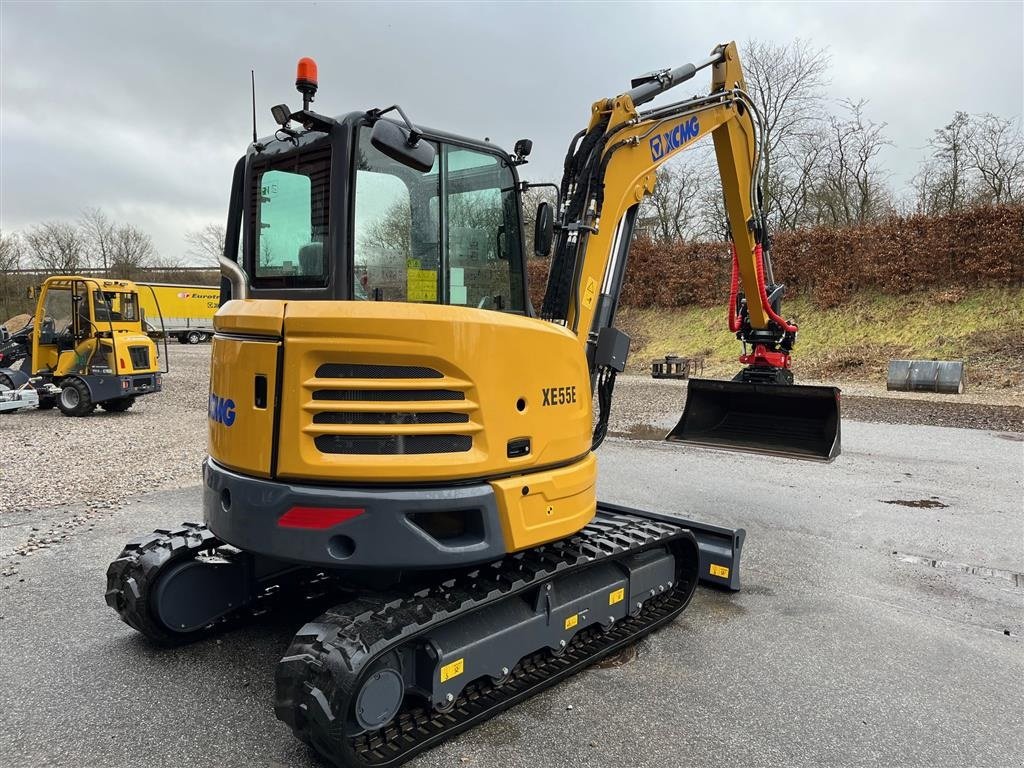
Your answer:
739;343;791;369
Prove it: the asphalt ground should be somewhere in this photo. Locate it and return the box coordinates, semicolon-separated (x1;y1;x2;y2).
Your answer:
1;419;1021;768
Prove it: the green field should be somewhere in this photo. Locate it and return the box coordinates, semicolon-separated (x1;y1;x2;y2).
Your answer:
618;287;1023;390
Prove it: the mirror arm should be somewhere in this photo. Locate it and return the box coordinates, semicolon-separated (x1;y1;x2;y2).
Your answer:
519;181;562;214
367;104;424;146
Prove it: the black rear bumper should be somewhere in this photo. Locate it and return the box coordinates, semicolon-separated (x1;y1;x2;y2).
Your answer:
202;460;746;588
203;459;510;570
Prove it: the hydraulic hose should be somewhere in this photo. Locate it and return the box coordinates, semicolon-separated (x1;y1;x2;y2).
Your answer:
728;244;742;333
752;243;797;333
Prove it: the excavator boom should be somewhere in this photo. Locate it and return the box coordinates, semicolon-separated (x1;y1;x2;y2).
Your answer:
543;42;841;461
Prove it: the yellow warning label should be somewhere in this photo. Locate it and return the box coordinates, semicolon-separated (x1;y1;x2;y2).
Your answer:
440;658;464;683
564;614;579;630
709;563;730;579
407;268;437;302
582;277;598;309
609;588;625;605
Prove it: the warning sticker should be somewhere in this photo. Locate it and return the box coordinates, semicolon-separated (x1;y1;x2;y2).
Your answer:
564;614;579;630
709;564;730;579
407;268;437;302
608;588;624;606
440;658;464;683
582;277;598;309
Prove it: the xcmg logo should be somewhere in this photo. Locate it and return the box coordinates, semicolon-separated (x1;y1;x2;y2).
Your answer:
209;394;236;426
649;117;700;161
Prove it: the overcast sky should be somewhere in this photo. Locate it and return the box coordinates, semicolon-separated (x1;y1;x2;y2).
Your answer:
2;1;1022;264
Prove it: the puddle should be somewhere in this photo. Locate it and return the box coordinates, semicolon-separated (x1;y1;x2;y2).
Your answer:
881;498;949;509
608;424;667;442
593;643;638;669
893;551;1024;588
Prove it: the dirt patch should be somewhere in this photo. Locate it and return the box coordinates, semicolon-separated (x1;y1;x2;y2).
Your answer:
608;424;670;442
593;643;638;669
881;498;949;509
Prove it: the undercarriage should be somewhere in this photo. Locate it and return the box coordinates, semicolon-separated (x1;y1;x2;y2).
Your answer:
106;505;742;767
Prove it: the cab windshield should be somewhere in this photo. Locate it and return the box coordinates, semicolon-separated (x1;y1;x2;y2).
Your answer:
352;128;524;311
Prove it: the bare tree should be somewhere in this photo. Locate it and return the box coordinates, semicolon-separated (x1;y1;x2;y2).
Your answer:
813;100;893;225
360;201;412;259
108;225;156;277
926;111;973;213
741;38;831;228
638;161;706;242
0;231;26;321
185;223;227;265
79;207;117;273
23;221;89;273
770;128;828;229
0;230;23;272
967;113;1024;205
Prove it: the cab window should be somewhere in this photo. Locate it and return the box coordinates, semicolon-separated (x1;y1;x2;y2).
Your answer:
353;130;440;301
252;148;330;287
445;146;523;311
352;128;524;311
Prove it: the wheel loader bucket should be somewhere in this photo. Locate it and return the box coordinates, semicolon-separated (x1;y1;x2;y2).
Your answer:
667;378;841;461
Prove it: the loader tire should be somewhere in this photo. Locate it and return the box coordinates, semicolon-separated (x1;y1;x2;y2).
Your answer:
58;378;95;417
0;373;12;390
100;396;135;413
37;396;56;410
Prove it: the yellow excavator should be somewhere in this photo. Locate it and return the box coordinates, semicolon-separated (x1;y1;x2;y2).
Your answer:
106;43;840;766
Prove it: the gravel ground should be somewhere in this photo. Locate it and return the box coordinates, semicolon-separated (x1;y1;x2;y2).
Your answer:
0;343;210;517
1;347;1020;523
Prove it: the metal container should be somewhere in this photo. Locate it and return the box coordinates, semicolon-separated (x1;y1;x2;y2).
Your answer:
887;360;965;394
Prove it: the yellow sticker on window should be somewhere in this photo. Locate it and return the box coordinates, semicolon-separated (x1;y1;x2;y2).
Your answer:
564;614;579;630
709;564;730;579
440;658;464;683
582;277;598;309
407;269;437;302
609;588;624;605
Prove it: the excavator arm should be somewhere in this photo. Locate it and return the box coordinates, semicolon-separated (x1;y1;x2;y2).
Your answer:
542;42;841;460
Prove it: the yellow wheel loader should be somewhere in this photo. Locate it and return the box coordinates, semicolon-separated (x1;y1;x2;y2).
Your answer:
0;276;165;416
106;44;840;766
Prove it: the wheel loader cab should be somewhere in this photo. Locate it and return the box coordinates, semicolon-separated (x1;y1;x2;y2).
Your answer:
27;277;163;415
207;114;597;569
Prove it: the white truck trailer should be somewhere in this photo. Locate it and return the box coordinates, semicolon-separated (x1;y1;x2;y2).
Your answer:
137;283;220;344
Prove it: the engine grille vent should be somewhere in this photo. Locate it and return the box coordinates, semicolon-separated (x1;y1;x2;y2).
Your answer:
313;411;469;425
313;389;465;402
306;361;477;456
315;434;472;455
315;363;443;379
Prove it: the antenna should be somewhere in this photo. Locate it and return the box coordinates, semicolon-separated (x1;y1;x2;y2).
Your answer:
251;70;258;144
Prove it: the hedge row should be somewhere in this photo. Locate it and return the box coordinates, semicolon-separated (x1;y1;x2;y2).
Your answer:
527;204;1024;310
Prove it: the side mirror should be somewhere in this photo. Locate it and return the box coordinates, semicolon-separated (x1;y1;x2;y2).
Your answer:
534;201;554;257
370;120;436;173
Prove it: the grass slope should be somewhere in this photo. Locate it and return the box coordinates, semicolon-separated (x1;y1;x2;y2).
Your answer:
617;287;1023;390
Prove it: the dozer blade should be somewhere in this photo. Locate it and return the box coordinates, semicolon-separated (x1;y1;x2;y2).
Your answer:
667;378;841;461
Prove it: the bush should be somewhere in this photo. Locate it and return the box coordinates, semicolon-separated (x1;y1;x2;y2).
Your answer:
526;204;1024;311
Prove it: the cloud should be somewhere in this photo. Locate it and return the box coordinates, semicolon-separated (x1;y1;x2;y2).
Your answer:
2;1;1021;261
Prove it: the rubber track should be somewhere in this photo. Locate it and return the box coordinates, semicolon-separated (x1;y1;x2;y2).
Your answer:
105;522;341;646
274;510;699;768
105;523;223;645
